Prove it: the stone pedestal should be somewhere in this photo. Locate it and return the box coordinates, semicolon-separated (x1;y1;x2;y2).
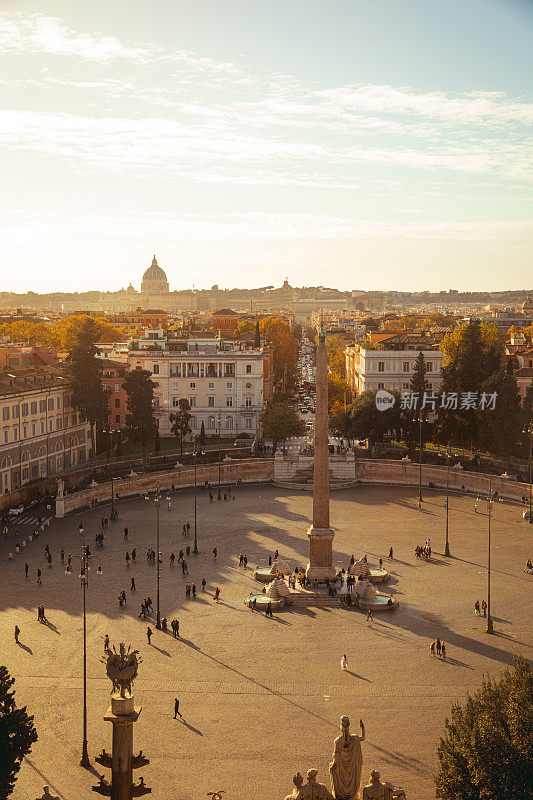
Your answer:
306;527;336;581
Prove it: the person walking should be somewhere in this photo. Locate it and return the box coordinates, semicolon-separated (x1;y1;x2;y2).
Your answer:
366;609;373;623
132;548;136;562
37;568;42;584
201;578;206;592
214;587;220;602
124;526;128;539
125;552;130;567
167;501;172;512
60;549;65;563
341;654;348;671
474;503;478;513
266;601;272;618
14;625;20;644
170;552;175;566
192;583;196;598
430;642;436;656
441;643;446;659
147;627;153;645
436;638;441;656
175;619;179;639
243;555;248;569
474;600;480;615
213;547;217;559
173;698;182;719
185;583;191;599
131;577;136;591
183;524;186;536
186;522;190;535
104;633;110;651
25;562;29;578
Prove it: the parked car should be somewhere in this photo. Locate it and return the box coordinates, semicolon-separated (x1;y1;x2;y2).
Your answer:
8;505;25;516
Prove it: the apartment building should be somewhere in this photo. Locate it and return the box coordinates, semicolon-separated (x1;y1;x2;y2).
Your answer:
0;366;91;496
127;330;274;438
345;334;443;396
100;359;130;429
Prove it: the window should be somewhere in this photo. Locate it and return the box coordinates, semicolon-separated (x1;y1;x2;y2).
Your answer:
172;396;180;407
3;430;8;443
32;423;36;436
39;445;46;457
427;362;433;372
114;399;120;408
403;382;410;390
13;427;18;441
190;416;197;428
48;398;54;411
208;396;215;407
189;382;196;389
170;364;181;377
22;467;29;481
226;397;233;407
208;382;215;389
224;364;235;377
187;363;199;377
245;418;252;429
378;382;384;389
226;382;233;389
56;456;62;470
2;407;9;421
245;364;252;374
49;457;56;473
23;425;28;439
206;363;217;377
402;362;410;372
31;464;38;478
115;383;120;392
153;397;160;409
207;415;215;430
31;401;37;414
245;382;252;389
377;362;385;373
57;417;62;430
12;404;19;418
225;416;233;428
22;403;29;417
49;419;53;432
56;396;61;409
245;396;253;408
56;441;63;452
189;396;196;407
115;414;121;424
153;364;160;374
40;421;45;434
22;450;30;461
39;399;46;412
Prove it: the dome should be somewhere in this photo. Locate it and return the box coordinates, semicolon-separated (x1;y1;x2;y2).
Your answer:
522;294;533;312
142;255;167;284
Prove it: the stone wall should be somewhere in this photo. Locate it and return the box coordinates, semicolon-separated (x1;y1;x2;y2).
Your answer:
55;458;274;517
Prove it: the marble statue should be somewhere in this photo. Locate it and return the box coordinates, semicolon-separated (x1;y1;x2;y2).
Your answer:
56;479;64;498
330;716;365;800
285;770;335;800
362;770;405;800
102;642;142;697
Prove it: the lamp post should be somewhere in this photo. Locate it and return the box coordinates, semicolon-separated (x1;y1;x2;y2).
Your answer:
217;412;222;501
193;448;198;554
486;481;494;635
155;490;161;629
524;422;533;524
110;454;117;521
418;416;423;502
444;445;451;557
66;524;102;767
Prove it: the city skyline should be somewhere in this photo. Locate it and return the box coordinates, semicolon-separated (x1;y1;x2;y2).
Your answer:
1;0;532;293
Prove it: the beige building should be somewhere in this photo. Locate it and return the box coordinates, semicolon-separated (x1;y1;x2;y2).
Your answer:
345;335;443;396
0;366;91;498
127;330;274;438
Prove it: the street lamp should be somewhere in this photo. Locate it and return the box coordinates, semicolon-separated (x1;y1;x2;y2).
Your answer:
110;456;117;521
65;526;102;767
217;412;222;501
193;447;198;554
523;422;533;524
418;416;423;502
444;445;451;557
486;481;494;635
154;489;161;629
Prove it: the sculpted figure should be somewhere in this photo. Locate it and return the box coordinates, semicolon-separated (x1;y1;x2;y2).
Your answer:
362;770;405;800
102;642;141;697
285;769;335;800
330;717;365;800
56;479;64;498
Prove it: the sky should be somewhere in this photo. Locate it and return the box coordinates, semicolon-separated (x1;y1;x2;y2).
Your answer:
0;0;532;294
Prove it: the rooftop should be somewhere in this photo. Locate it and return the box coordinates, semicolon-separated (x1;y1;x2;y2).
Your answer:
0;365;70;397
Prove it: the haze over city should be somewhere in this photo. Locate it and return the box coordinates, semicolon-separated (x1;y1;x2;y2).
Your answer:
1;0;532;293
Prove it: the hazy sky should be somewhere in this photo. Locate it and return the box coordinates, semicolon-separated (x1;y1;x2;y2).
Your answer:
1;0;532;294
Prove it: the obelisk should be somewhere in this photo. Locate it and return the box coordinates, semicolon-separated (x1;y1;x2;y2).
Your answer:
306;328;335;581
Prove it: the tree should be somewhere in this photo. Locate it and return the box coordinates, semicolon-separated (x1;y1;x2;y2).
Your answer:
260;316;299;392
254;320;261;348
0;666;38;798
479;359;522;466
198;420;206;450
122;370;157;457
154;427;161;453
67;316;109;458
169;398;192;456
325;335;347;379
260;401;306;453
350;390;402;445
435;656;533;800
328;374;351;412
330;402;356;444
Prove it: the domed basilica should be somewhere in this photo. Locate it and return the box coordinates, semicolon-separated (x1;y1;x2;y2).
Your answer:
140;255;172;309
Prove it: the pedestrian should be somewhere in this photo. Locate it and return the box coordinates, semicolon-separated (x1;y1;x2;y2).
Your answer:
268;555;272;566
132;548;136;562
481;600;487;617
213;547;217;559
168;501;171;512
243;555;247;569
266;601;272;618
251;597;256;611
170;552;175;566
436;638;441;656
124;526;128;539
214;587;220;602
417;500;421;510
147;627;152;645
474;600;480;615
183;524;186;536
126;552;130;566
146;596;153;611
131;577;136;591
239;553;243;566
173;698;182;719
175;619;179;638
201;578;206;592
341;654;348;671
178;550;183;562
209;492;213;502
430;642;436;656
379;558;383;569
104;633;110;651
14;625;20;644
192;583;196;598
25;562;29;578
47;552;52;566
366;609;373;623
37;568;42;584
60;549;65;563
185;583;191;598
441;643;446;659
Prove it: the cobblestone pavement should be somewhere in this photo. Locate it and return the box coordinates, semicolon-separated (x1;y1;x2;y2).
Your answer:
1;483;531;800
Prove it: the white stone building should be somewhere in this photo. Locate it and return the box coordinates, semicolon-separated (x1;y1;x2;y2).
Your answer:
127;331;274;438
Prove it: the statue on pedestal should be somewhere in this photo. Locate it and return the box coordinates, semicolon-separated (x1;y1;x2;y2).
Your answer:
56;479;65;498
330;716;365;800
102;642;141;697
362;770;405;799
285;770;335;800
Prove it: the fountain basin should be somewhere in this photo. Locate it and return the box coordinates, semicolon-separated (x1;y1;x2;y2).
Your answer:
244;594;285;611
368;568;390;583
357;594;398;611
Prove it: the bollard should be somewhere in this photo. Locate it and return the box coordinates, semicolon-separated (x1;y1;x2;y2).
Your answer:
9;552;13;560
22;540;26;548
29;535;33;541
15;546;20;554
186;545;190;556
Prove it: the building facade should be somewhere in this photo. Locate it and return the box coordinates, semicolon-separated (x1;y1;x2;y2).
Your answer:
345;340;443;395
127;331;274;439
100;359;130;429
0;366;91;497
